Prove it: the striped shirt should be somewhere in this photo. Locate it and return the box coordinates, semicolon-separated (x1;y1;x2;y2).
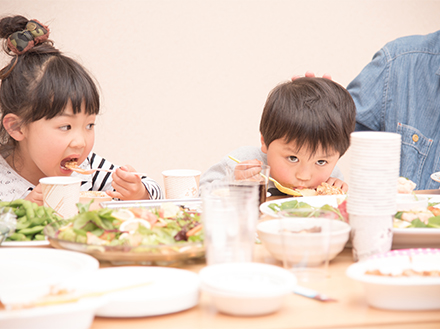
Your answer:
0;152;163;201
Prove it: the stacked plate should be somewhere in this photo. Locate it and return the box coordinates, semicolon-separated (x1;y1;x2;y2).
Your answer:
347;132;401;261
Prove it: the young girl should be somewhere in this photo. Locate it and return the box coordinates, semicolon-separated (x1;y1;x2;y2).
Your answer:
0;15;163;205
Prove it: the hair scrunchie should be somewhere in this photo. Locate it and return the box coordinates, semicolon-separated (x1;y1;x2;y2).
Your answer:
7;19;50;55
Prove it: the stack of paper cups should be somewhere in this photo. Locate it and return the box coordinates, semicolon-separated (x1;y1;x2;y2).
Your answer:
348;132;401;261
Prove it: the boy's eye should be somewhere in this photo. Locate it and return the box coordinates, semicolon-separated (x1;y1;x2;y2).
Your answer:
288;156;299;163
316;160;328;166
86;123;95;130
60;125;71;131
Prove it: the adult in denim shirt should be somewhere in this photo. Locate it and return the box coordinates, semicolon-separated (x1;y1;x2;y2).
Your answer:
347;30;440;190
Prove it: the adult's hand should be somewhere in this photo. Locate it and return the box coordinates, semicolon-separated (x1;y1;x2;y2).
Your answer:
291;71;332;81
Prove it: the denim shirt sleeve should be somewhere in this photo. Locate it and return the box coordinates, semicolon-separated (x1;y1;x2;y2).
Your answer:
347;48;390;132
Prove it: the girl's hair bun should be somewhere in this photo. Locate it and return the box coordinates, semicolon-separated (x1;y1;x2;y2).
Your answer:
0;16;50;55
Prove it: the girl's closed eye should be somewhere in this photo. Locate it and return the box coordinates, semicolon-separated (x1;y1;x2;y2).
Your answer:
288;156;299;163
316;160;328;166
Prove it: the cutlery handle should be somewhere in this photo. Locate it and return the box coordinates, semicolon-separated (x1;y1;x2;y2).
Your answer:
98;169;148;177
228;155;269;181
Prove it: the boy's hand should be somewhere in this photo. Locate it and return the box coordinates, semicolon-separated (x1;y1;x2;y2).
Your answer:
25;184;44;206
325;177;348;193
106;165;151;200
234;159;262;181
291;71;332;81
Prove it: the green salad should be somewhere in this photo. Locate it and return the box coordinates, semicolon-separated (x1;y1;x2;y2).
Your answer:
49;201;203;247
267;199;346;221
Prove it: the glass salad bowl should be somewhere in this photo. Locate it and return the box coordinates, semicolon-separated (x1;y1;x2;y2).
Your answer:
44;199;205;266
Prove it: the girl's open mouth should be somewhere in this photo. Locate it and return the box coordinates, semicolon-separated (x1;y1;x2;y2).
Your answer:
61;158;78;170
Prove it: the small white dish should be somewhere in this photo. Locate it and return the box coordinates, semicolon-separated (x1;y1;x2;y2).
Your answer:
346;248;440;310
199;262;295;316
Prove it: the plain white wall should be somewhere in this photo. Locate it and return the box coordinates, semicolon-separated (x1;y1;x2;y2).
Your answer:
1;0;440;191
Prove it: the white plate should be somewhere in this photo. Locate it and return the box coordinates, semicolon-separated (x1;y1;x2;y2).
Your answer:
0;297;104;329
392;194;440;248
261;194;440;249
0;248;99;305
430;172;440;183
260;195;343;217
346;249;440;310
1;240;50;247
78;266;200;317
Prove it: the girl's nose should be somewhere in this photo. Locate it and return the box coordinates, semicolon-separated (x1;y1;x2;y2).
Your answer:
70;133;87;149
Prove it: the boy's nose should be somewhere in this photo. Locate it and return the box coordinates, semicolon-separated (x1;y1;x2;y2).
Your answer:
295;166;312;182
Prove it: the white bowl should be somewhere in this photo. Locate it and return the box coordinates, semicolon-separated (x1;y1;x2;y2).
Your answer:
0;297;105;329
199;262;296;316
396;194;429;212
257;218;350;265
346;249;440;310
79;191;112;211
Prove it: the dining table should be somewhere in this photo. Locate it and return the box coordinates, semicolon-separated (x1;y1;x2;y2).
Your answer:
88;195;440;329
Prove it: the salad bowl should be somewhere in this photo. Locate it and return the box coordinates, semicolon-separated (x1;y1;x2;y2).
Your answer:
44;200;204;266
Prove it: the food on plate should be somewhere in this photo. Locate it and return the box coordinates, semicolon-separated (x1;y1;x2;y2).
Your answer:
394;203;440;228
295;182;345;197
281;226;322;234
52;202;203;248
397;177;417;194
316;182;344;195
364;253;440;277
0;199;62;241
267;199;347;222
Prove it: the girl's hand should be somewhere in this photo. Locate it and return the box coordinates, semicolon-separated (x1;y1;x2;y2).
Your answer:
234;159;262;181
325;177;348;193
25;184;44;206
106;165;151;200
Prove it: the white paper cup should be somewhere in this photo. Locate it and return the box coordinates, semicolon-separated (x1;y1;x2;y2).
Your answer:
162;169;201;199
39;176;81;219
349;213;393;262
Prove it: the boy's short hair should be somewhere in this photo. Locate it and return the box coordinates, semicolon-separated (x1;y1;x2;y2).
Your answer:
259;77;356;157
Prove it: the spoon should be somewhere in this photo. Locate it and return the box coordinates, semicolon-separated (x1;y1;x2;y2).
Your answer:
65;163;148;177
228;155;302;197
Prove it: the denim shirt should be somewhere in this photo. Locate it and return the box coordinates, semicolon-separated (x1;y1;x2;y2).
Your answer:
347;30;440;190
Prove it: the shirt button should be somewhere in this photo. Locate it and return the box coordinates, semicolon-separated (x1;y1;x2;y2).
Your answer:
412;134;419;143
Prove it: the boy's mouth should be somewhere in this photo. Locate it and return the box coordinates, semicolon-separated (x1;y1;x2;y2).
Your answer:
61;158;79;170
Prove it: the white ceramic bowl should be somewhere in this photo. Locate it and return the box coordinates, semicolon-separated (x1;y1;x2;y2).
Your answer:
346;249;440;310
199;262;296;316
396;194;429;212
257;218;350;265
0;297;104;329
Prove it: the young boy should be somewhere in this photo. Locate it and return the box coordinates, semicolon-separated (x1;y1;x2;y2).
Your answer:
200;77;356;196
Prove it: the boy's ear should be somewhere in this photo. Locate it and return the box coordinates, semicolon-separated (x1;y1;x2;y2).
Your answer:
3;114;25;141
260;134;268;154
